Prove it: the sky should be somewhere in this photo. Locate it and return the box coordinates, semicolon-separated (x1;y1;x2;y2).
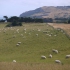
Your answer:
0;0;70;17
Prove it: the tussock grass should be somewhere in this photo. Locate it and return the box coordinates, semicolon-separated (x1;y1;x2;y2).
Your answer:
0;62;70;70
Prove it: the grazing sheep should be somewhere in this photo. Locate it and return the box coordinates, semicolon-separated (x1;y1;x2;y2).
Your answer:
33;29;34;31
55;60;61;64
54;35;57;36
29;33;31;35
41;55;46;59
18;42;21;44
38;29;41;31
24;28;26;31
49;35;51;37
21;34;23;36
49;54;52;58
46;34;49;36
61;30;63;32
66;55;70;58
36;34;38;36
43;31;47;33
52;49;58;54
16;44;20;46
23;36;26;38
57;28;61;31
17;29;19;32
13;60;16;62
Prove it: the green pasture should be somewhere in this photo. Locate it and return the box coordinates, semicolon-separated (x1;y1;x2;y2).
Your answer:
0;23;70;64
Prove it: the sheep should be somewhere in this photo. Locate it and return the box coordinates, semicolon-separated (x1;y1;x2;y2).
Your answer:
55;60;61;64
17;29;19;31
24;28;26;31
49;35;51;37
36;34;38;36
29;33;31;35
43;31;47;33
32;29;34;31
38;29;41;31
61;30;63;32
52;49;58;54
21;34;23;36
49;54;52;58
41;55;46;59
16;44;20;46
16;29;19;32
54;35;57;36
66;55;70;58
18;42;21;44
13;60;16;63
56;28;61;31
46;34;49;36
23;36;26;38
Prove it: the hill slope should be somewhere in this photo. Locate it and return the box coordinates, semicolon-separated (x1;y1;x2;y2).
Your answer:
0;23;70;64
20;6;70;18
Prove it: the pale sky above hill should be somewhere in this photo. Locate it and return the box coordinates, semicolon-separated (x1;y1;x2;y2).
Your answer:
0;0;70;17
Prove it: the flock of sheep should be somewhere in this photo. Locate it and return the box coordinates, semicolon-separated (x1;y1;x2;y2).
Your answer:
41;49;70;64
0;24;70;64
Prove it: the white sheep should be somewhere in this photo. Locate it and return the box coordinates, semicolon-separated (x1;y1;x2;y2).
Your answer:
18;42;21;44
54;35;57;36
43;31;47;33
49;35;51;37
46;34;49;35
36;34;38;36
32;29;34;31
23;36;26;38
41;55;46;59
55;60;61;64
16;44;20;46
66;55;70;58
49;54;52;58
25;32;26;33
21;34;23;36
52;49;58;54
13;60;16;63
38;29;41;31
24;28;26;31
17;29;19;32
29;33;31;35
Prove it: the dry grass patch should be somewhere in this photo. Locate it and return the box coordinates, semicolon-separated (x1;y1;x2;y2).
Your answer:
0;62;70;70
48;23;70;35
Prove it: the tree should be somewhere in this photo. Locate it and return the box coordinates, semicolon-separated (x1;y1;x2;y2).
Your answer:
3;16;8;21
12;20;18;26
7;16;19;22
67;18;70;23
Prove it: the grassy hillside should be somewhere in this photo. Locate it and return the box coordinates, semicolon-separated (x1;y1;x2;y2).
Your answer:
0;23;70;65
20;6;70;18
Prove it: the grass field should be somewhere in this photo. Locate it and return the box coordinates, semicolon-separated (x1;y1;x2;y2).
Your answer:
0;22;70;70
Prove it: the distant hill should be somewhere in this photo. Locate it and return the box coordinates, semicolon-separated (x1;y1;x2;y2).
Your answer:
20;6;70;19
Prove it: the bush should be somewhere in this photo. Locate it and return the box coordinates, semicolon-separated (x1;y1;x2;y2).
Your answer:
18;22;22;26
6;20;22;27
